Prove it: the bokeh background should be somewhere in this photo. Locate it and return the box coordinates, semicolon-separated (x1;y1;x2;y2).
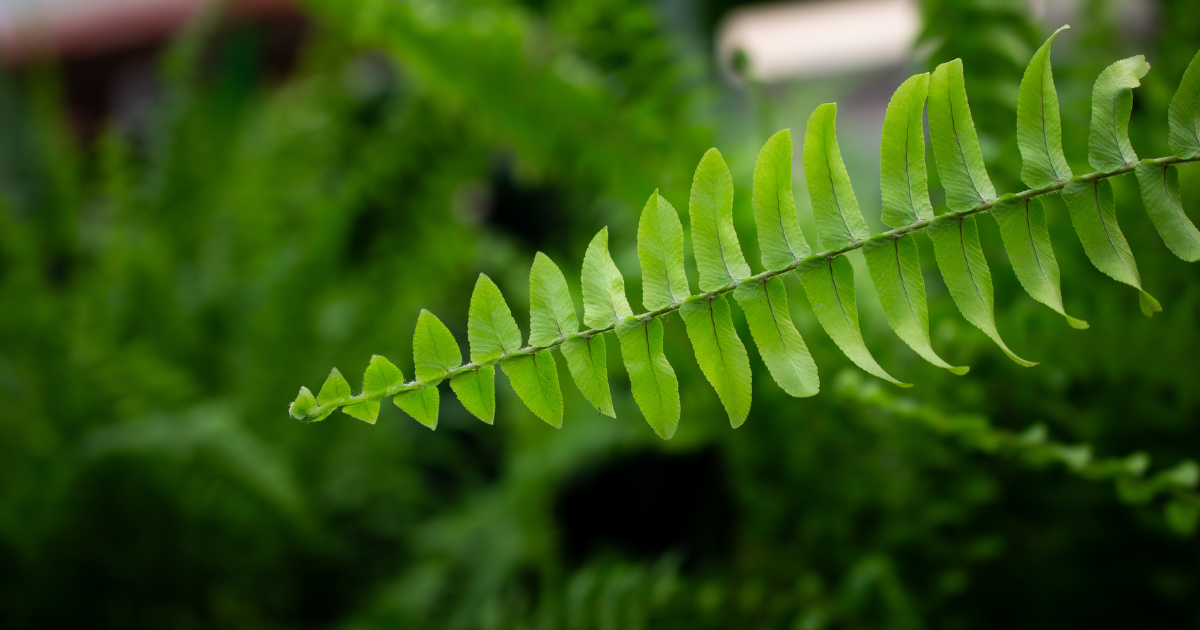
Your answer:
1;0;1199;627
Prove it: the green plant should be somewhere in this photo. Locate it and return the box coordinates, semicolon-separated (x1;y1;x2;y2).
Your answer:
290;32;1200;448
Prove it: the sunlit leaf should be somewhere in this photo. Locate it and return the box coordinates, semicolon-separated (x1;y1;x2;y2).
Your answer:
680;295;752;427
1088;56;1150;173
450;365;496;424
615;317;679;439
862;234;967;373
581;228;633;329
637;191;690;311
1017;25;1073;189
1168;49;1200;159
880;73;935;228
927;215;1037;366
929;59;997;212
797;256;909;386
468;274;523;365
501;351;564;428
689;148;751;291
529;252;579;347
733;277;819;398
991;195;1088;328
1134;161;1200;262
803;103;870;249
561;334;615;417
752;129;811;270
1061;177;1161;315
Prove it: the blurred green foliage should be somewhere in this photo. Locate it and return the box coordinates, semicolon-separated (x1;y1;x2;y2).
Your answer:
1;0;1199;628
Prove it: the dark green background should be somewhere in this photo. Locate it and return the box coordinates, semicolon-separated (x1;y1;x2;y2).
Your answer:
1;0;1198;627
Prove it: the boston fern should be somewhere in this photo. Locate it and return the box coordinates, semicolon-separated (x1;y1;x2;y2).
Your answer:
290;30;1200;441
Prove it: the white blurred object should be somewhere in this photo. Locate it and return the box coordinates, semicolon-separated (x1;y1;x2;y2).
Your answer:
717;0;920;82
0;0;292;62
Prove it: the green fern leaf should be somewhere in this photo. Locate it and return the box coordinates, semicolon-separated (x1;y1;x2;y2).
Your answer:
317;367;352;407
615;317;679;439
929;59;998;212
501;351;564;428
561;334;615;417
1134;161;1200;262
863;234;967;374
689;148;751;291
1018;26;1073;189
680;295;753;427
733;277;819;398
395;386;439;430
581;228;633;329
1061;178;1161;315
880;73;935;228
638;191;690;311
797;256;909;386
450;365;496;424
413;309;463;383
752;129;811;270
1088;56;1150;173
529;252;579;347
928;215;1037;366
991;195;1088;328
468;274;523;365
343;399;381;424
1169;49;1200;159
289;386;318;421
362;354;404;398
803;104;870;249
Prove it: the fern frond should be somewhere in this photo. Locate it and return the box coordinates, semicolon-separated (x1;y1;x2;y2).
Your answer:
290;35;1200;449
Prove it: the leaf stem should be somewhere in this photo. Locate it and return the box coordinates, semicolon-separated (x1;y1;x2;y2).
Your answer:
297;154;1199;421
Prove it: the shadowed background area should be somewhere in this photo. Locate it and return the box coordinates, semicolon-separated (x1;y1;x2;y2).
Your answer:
1;0;1199;628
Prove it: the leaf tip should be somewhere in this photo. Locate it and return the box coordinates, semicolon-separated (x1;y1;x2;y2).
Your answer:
1065;315;1090;330
947;365;971;376
1138;290;1162;316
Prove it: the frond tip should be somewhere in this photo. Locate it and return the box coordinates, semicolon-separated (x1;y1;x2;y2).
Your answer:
291;37;1200;441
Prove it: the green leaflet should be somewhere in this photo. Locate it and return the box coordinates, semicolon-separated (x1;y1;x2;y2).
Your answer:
395;386;439;430
1168;49;1200;159
581;228;633;329
689;148;751;291
615;317;680;439
929;59;997;212
320;368;361;422
752;129;811;270
450;365;496;424
561;334;614;417
991;195;1089;329
797;256;909;387
1017;26;1073;189
413;309;463;383
927;215;1038;366
638;191;690;311
289;386;318;421
1134;161;1200;262
362;354;404;398
1088;56;1150;173
862;234;967;374
1062;177;1161;315
880;73;935;228
803;104;871;249
352;356;406;423
679;295;753;427
529;252;579;347
317;367;352;407
733;277;819;398
343;398;380;423
468;274;523;365
501;351;564;428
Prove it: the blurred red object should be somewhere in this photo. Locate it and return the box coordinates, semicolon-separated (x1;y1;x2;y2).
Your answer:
0;0;296;64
